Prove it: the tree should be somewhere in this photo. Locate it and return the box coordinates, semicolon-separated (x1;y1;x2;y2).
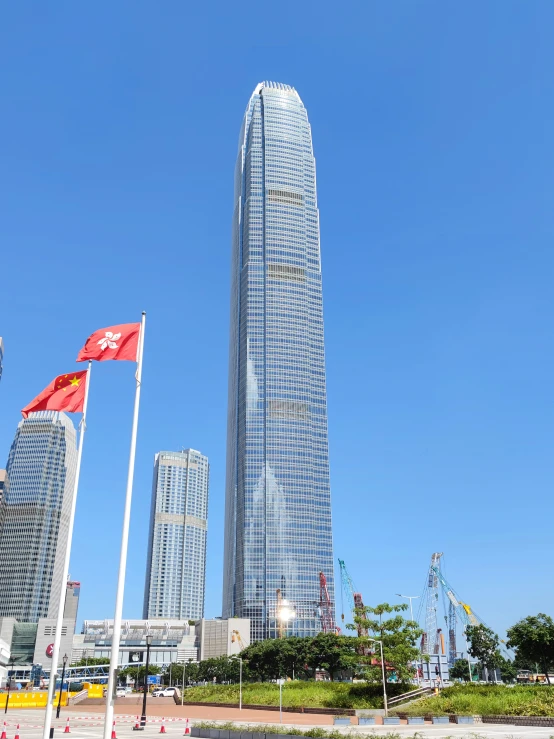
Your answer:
161;660;198;687
304;633;358;681
240;637;312;681
449;659;473;682
349;602;423;683
495;654;517;683
465;625;500;678
507;613;554;685
119;664;161;685
197;656;241;684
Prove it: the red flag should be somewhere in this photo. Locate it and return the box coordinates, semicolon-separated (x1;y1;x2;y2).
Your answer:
22;371;88;418
76;323;140;362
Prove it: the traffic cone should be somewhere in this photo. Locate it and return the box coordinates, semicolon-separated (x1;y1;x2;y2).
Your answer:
184;719;190;736
64;718;71;734
111;720;117;739
159;718;166;734
1;721;7;739
134;718;140;731
13;725;20;739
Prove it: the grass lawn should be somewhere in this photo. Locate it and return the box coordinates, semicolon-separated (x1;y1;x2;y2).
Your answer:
397;683;554;716
183;681;409;709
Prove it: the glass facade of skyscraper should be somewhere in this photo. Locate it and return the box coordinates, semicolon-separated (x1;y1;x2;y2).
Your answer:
223;82;335;641
0;411;77;622
143;450;209;620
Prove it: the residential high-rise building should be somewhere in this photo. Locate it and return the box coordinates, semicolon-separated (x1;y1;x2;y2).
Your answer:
223;82;335;641
143;450;209;620
0;412;77;622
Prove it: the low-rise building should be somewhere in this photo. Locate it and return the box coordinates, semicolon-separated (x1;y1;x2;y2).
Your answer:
196;618;250;661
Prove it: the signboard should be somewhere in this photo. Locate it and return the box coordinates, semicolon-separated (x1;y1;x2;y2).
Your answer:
129;651;144;663
46;644;54;658
147;675;161;685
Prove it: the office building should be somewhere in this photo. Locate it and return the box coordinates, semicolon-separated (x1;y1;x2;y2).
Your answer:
0;411;77;622
223;82;335;640
0;470;5;503
143;450;209;620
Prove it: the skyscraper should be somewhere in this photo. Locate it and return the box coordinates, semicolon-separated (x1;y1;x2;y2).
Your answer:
143;449;209;620
0;411;77;622
223;82;335;641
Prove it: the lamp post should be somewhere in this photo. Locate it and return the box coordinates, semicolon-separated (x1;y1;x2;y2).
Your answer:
181;659;192;706
140;635;152;728
4;658;15;714
56;654;68;719
367;638;387;717
396;594;421;685
231;657;242;710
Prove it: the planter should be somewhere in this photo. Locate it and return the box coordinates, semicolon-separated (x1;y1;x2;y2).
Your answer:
228;733;242;739
407;717;425;725
454;716;474;724
333;718;350;725
431;717;449;724
358;718;375;725
383;717;401;725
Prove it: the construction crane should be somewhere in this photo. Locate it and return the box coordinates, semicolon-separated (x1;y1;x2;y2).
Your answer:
338;559;355;623
431;564;480;629
430;558;513;662
421;552;442;655
338;559;367;636
318;571;337;633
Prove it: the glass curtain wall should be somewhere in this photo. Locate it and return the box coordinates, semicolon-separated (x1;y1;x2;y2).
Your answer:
223;82;335;641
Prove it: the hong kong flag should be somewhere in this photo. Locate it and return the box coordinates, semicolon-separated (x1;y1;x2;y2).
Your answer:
76;323;140;362
22;370;88;418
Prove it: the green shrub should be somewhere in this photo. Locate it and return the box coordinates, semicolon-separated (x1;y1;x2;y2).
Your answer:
398;683;554;717
183;680;409;709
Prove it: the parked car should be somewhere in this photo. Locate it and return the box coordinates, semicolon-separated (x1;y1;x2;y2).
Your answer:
116;688;127;698
152;687;177;697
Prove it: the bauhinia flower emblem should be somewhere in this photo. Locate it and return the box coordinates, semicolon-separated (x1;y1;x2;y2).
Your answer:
97;331;121;351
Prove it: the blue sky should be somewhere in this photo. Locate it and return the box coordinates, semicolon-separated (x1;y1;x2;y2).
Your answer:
1;1;553;642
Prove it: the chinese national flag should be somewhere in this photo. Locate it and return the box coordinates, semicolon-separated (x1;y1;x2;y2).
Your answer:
22;370;88;418
76;322;140;362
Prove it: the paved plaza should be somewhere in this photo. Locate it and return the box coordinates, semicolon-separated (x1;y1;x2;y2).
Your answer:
1;708;554;739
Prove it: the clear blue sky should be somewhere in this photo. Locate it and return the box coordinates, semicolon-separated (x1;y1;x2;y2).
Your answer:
1;1;553;641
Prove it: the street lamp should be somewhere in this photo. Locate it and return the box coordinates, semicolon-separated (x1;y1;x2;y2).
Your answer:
396;595;421;685
140;634;152;728
231;657;243;711
395;594;419;624
56;654;68;719
367;638;388;717
181;658;192;706
4;658;15;714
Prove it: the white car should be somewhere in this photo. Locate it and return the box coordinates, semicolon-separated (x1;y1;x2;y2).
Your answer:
152;687;177;697
116;688;127;698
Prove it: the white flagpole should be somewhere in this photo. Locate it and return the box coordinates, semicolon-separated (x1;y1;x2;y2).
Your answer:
42;361;92;739
103;312;146;739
